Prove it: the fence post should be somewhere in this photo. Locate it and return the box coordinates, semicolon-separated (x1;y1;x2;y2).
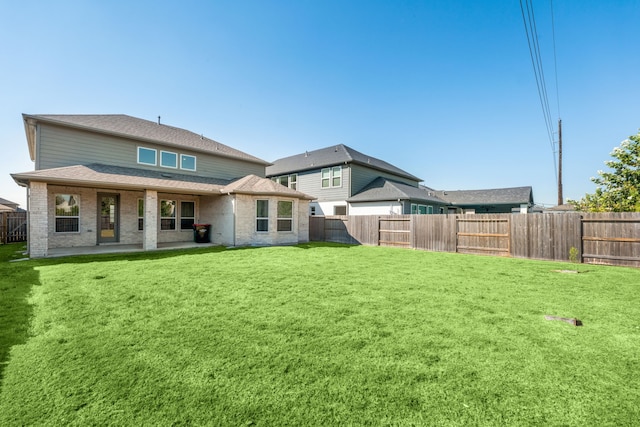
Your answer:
1;212;6;244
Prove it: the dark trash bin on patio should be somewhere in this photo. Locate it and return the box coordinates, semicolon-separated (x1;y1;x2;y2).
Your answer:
193;224;211;243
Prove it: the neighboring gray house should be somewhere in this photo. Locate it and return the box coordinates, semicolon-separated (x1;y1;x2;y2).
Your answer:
0;197;20;212
436;187;535;214
266;144;447;215
11;114;314;258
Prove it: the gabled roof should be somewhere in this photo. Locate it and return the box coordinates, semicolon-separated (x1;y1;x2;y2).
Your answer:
11;164;312;200
22;114;269;166
347;177;447;204
437;186;533;206
222;175;315;200
266;144;422;182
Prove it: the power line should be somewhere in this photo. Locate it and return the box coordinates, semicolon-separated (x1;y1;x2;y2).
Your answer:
519;0;558;180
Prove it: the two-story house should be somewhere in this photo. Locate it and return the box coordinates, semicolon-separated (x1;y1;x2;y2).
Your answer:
266;144;449;216
11;114;314;258
267;144;536;216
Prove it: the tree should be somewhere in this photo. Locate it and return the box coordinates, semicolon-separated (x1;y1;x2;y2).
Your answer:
570;130;640;212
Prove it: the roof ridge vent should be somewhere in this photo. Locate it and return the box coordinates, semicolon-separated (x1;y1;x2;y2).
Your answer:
157;116;161;125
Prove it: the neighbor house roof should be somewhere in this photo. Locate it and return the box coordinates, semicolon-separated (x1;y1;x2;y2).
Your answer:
0;204;14;212
22;114;270;166
347;177;448;204
266;144;422;182
11;164;311;199
437;186;533;206
222;175;315;199
0;197;18;206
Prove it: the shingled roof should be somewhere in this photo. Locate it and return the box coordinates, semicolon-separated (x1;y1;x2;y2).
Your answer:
437;186;533;206
266;144;422;182
22;114;269;166
11;164;313;200
347;177;447;203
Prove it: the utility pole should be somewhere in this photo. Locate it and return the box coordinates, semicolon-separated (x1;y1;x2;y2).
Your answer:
557;119;563;206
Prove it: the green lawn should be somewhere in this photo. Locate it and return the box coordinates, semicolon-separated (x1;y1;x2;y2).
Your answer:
1;242;639;426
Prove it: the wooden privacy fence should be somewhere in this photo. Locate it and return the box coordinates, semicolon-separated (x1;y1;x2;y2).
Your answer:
1;211;27;244
309;212;640;268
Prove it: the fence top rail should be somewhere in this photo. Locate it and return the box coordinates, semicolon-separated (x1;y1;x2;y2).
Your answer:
456;218;509;222
581;218;640;223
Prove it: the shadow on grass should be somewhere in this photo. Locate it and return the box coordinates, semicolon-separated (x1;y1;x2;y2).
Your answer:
0;243;38;387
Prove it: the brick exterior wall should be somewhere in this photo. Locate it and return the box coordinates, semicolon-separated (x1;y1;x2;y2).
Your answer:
234;194;309;246
28;181;48;257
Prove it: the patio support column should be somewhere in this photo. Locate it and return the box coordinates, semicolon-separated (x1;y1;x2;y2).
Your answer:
143;189;158;250
29;181;48;258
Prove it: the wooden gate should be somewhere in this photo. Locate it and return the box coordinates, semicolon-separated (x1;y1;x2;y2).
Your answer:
1;212;28;243
378;216;411;247
456;216;510;256
581;213;640;268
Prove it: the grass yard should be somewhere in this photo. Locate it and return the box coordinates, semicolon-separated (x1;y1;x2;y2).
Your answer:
0;242;639;426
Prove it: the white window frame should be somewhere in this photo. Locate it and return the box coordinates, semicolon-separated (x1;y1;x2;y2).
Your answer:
180;201;196;230
277;200;293;232
137;147;157;166
180;154;197;171
54;194;80;233
289;174;297;190
160;199;177;231
256;200;269;232
160;150;178;169
321;166;342;188
137;198;144;231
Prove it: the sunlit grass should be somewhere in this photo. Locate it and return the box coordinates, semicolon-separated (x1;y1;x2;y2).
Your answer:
1;243;639;426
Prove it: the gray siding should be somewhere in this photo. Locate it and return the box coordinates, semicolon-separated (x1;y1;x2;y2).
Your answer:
295;166;351;202
350;163;420;195
37;124;265;179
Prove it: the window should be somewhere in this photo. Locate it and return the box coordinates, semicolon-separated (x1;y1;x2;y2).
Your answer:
411;204;417;214
427;205;434;214
181;201;195;230
55;194;80;232
180;154;196;171
310;206;316;216
138;199;144;231
418;205;428;215
332;166;342;187
138;147;157;165
160;151;178;168
334;205;347;215
321;168;330;188
160;200;176;230
278;175;289;187
273;174;298;190
256;200;269;232
290;174;297;190
321;167;342;188
277;201;293;232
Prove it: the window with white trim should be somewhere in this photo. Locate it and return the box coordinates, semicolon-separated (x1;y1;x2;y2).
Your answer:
180;201;195;230
160;151;178;168
180;154;196;171
321;166;341;188
138;199;144;231
55;194;80;232
138;147;157;165
277;201;293;232
427;205;434;214
160;200;176;230
256;200;269;232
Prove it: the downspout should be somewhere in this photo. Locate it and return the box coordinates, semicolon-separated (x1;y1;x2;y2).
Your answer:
224;191;236;247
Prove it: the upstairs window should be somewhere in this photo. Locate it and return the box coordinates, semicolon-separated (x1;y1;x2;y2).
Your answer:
160;151;178;169
289;174;297;190
321;166;342;188
256;200;269;232
180;154;196;171
277;201;293;232
273;174;298;190
138;147;157;165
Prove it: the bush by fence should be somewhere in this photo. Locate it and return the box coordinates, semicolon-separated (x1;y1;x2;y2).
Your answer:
1;212;27;244
309;212;640;268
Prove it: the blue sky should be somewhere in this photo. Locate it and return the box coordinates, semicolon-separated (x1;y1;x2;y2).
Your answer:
1;0;639;208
